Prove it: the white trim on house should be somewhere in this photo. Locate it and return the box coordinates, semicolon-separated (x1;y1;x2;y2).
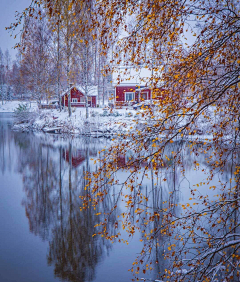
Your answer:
125;92;135;102
70;102;85;105
80;96;85;103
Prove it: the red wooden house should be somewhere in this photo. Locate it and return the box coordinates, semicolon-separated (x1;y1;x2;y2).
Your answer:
112;67;162;107
61;85;98;108
115;85;152;107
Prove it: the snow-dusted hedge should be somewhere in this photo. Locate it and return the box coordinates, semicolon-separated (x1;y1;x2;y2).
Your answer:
14;103;37;125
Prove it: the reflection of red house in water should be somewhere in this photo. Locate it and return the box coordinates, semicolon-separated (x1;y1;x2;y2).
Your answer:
116;154;167;169
64;150;86;168
63;148;98;168
116;154;151;169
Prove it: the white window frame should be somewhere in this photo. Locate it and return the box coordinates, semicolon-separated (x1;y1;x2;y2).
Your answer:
72;98;78;103
141;92;148;100
125;92;135;102
80;96;85;103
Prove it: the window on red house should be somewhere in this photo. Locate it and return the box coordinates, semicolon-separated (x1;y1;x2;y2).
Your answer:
125;92;134;101
141;92;148;100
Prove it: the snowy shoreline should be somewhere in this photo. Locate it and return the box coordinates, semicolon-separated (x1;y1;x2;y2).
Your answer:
0;100;137;137
1;100;237;143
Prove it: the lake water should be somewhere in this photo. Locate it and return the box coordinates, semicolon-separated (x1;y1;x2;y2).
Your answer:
0;113;234;282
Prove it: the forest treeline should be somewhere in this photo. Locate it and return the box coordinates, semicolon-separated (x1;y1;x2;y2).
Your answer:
2;2;113;107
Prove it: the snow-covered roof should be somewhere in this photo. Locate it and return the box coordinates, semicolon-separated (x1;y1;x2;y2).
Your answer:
61;85;98;97
76;85;98;97
112;66;162;86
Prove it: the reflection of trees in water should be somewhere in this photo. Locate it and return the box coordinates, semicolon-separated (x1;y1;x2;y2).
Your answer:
90;141;186;279
188;148;240;282
93;140;238;281
134;145;182;280
140;143;240;281
48;161;108;281
4;124;238;281
0;117;15;174
16;137;60;239
15;135;114;282
47;143;110;282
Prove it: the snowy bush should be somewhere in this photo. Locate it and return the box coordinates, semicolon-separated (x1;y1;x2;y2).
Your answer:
125;111;133;117
14;103;37;124
100;110;109;117
90;111;98;117
109;111;122;117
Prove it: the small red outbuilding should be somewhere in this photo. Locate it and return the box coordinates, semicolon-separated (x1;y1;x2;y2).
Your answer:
61;85;98;108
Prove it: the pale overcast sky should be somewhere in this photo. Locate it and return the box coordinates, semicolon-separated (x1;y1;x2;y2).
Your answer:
0;0;31;59
0;0;196;60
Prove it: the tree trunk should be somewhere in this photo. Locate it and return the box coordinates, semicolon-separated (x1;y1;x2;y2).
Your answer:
57;14;61;111
84;44;89;119
66;0;72;117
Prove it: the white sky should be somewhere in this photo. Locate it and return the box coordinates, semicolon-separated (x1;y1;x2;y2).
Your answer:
112;67;159;86
0;0;196;61
0;0;31;59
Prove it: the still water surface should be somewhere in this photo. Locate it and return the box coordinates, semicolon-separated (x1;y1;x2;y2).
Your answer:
0;113;144;282
0;113;232;282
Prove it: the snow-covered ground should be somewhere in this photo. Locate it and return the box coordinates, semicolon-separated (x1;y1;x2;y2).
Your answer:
30;106;137;136
0;100;38;112
0;100;137;136
1;100;236;142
